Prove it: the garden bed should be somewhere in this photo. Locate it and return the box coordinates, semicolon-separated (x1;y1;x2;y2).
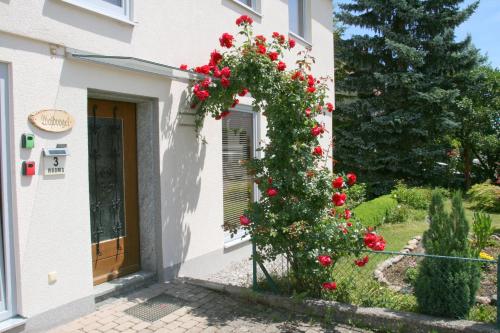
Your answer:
382;236;499;304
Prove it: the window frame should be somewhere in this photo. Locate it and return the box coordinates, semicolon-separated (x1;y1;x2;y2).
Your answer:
222;105;260;246
288;0;311;44
61;0;135;25
231;0;262;17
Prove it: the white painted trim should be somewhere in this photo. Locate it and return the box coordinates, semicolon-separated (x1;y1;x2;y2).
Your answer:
289;31;312;48
60;0;136;25
0;63;16;323
223;234;250;249
0;316;26;332
231;0;262;17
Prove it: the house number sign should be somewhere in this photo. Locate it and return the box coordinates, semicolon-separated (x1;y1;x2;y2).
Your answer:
43;147;70;176
29;109;75;132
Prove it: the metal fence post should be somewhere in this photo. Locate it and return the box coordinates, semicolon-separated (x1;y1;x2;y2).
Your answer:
497;255;500;329
252;240;258;291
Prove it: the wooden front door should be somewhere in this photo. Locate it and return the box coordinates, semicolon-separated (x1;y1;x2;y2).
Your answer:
88;99;140;285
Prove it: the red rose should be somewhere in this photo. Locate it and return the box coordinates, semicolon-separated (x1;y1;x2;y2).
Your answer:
268;52;279;61
209;50;223;66
322;282;337;290
288;38;296;48
313;146;323;156
372;237;386;251
332;176;344;189
255;35;266;45
201;78;211;88
236;15;253;26
354;256;369;267
266;188;278;197
221;76;230;88
257;44;267;54
268;177;273;184
347;222;353;227
326;102;335;112
307;86;316;93
239;215;251;226
238;88;249;96
213;67;222;78
219;33;234;48
180;64;188;70
195;65;211;74
310;124;323;137
307;75;315;87
364;232;378;248
193;84;210;101
277;61;286;71
231;99;239;108
220;67;231;77
332;192;346;206
344;209;352;220
305;108;311;117
291;71;302;80
317;255;332;267
215;110;231;120
347;173;357;186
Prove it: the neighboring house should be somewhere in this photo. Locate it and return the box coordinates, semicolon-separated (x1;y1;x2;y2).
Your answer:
0;0;334;331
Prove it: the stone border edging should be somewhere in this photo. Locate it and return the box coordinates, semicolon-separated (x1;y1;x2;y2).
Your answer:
180;277;498;333
374;235;422;291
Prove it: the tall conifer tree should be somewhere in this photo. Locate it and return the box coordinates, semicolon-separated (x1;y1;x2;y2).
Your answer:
334;0;481;194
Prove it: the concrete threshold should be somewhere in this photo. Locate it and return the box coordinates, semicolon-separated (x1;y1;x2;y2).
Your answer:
180;277;498;333
93;271;157;303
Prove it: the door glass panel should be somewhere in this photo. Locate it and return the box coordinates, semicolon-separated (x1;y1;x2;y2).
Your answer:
88;117;126;243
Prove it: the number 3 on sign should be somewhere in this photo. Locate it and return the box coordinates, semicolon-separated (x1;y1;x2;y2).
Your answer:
43;155;66;176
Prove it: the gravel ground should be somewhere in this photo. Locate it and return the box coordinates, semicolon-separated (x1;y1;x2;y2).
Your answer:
207;256;289;288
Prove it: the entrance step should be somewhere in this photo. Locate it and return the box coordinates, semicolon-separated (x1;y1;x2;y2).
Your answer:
93;271;157;303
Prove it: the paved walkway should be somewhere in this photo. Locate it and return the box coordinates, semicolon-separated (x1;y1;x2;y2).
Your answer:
50;281;372;333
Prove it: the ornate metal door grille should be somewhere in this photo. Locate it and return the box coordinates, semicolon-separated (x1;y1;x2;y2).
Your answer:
88;105;125;255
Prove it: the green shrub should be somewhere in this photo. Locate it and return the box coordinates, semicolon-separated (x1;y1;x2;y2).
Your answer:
346;183;367;208
467;181;500;213
383;204;410;224
471;211;493;256
353;195;398;226
415;191;480;318
391;181;429;210
404;267;418;286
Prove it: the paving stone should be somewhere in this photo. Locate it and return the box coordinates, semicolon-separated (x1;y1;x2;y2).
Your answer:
49;280;373;333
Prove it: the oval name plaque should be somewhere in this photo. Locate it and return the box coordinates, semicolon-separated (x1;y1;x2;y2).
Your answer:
29;109;75;133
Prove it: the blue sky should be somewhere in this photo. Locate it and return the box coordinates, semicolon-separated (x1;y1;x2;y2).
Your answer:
336;0;500;68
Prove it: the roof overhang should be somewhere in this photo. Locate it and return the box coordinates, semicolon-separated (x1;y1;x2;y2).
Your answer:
65;48;207;82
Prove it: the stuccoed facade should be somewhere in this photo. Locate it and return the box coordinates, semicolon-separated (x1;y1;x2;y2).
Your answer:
0;0;334;331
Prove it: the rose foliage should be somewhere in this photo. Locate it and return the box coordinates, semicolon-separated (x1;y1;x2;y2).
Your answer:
186;17;386;295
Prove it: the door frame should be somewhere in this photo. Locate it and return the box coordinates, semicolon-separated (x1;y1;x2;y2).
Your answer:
0;62;17;322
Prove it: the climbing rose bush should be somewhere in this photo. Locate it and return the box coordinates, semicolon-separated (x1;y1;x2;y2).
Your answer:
185;16;386;295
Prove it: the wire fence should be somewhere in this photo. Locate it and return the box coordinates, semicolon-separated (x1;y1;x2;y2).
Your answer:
252;243;499;327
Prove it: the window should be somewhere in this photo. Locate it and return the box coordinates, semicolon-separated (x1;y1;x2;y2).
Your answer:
61;0;133;23
236;0;253;7
289;0;307;38
222;110;258;243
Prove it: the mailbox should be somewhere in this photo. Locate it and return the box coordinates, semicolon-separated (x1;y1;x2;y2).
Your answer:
43;145;69;176
22;161;36;176
21;133;35;149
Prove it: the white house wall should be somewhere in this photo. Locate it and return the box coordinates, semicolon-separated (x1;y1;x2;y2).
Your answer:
0;0;334;326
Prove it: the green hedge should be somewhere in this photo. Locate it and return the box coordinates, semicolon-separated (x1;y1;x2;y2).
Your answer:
353;195;398;226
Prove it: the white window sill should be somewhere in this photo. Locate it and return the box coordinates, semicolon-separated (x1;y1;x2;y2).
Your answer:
289;31;312;48
0;317;27;332
61;0;136;26
224;234;250;249
230;0;262;18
